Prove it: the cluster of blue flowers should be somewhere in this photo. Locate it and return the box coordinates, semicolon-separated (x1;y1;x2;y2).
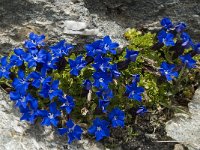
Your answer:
0;33;146;143
3;33;83;144
158;18;199;81
79;36;145;140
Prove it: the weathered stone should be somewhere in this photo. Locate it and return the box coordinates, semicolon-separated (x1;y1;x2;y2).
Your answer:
166;88;200;150
174;144;185;150
0;89;106;150
63;21;88;31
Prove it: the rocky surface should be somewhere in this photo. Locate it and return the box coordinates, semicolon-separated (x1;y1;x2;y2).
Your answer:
0;89;106;150
166;88;200;150
0;0;200;150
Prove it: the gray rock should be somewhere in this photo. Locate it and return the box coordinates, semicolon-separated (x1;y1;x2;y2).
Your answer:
166;88;200;150
0;89;106;150
63;21;87;31
174;144;185;150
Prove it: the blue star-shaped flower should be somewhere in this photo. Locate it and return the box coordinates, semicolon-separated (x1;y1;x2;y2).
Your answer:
69;56;86;76
98;98;110;113
175;22;186;33
50;40;74;57
125;81;144;102
96;88;113;100
82;79;92;90
102;36;119;55
179;54;196;69
39;102;61;127
86;36;119;57
12;70;30;93
43;52;59;70
132;74;140;83
160;17;173;30
88;118;110;141
58;119;83;144
24;32;45;49
92;55;111;72
0;56;11;79
19;106;39;124
110;64;121;78
10;48;27;67
193;43;200;54
59;95;75;114
125;49;139;62
10;91;38;109
157;30;175;46
25;49;47;68
108;108;125;128
181;32;193;48
39;80;63;100
159;62;179;81
28;67;52;88
93;71;112;89
136;106;147;115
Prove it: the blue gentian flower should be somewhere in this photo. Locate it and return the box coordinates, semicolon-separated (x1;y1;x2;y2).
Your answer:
98;99;110;113
160;17;173;30
39;102;61;127
157;30;175;46
110;64;121;78
69;56;86;76
58;119;83;144
86;36;119;57
10;48;27;67
181;32;193;48
59;95;75;114
28;67;52;88
88;118;110;141
43;53;59;70
136;106;147;115
193;43;200;54
25;49;47;68
96;88;113;100
132;74;140;83
10;91;38;109
50;40;73;57
86;40;105;56
159;62;179;81
93;71;112;89
175;22;186;33
125;81;144;102
108;108;125;128
92;55;111;72
83;79;92;90
19;106;39;124
39;80;63;100
0;56;11;79
125;49;139;62
24;32;45;49
102;36;119;55
12;70;29;93
179;54;196;69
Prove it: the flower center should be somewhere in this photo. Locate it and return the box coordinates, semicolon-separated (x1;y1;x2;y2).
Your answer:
97;126;102;131
99;78;104;82
1;67;6;73
48;113;54;119
104;44;109;51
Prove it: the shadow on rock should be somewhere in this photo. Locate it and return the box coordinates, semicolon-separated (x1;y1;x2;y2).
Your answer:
83;0;200;40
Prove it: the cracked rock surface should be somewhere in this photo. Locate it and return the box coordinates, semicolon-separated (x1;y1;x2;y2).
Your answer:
0;0;200;150
0;89;105;150
166;88;200;150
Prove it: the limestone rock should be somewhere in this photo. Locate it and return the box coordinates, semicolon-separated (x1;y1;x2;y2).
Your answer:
0;89;106;150
166;88;200;150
